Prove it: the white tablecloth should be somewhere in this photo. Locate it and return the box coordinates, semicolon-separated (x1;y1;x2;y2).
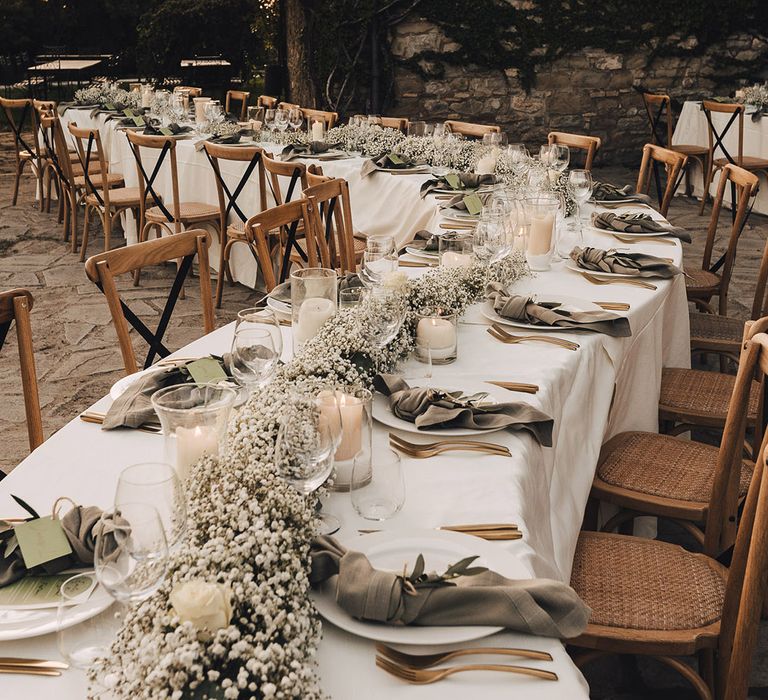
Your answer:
0;216;690;698
673;99;768;212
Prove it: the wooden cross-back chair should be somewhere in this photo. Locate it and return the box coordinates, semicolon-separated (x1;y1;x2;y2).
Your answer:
444;120;500;139
640;92;708;198
68;123;144;260
257;95;277;109
301;107;338;129
0;97;44;207
303;178;359;275
262;152;309;206
547;131;601;171
174;86;202;98
0;289;42;453
700;100;768;216
305;163;330;187
203;142;268;307
243;199;319;292
84;230;215;375
225;89;250;121
572;381;768;700
278;101;300;111
636;143;688;217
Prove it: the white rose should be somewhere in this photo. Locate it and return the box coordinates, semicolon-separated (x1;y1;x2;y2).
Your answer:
170;580;232;633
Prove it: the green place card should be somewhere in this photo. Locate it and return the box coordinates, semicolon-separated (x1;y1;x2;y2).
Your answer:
0;573;93;608
15;516;72;569
187;357;228;385
133;116;146;127
159;127;174;136
445;173;461;190
462;193;483;216
104;102;116;111
388;153;404;165
123;108;135;118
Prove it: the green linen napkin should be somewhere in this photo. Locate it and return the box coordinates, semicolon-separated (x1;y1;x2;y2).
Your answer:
419;172;497;198
281;141;343;161
591;182;651;203
486;282;631;337
143;122;193;136
591;212;691;243
570;246;683;278
310;535;590;637
360;152;424;178
373;374;553;446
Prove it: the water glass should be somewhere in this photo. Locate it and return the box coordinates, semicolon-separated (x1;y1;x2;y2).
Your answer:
94;503;169;604
407;120;427;137
360;234;398;287
57;573;122;670
229;328;279;391
351;448;405;521
339;286;367;309
115;462;187;552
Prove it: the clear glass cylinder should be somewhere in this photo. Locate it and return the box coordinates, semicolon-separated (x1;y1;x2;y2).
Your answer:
524;194;559;271
291;268;338;352
439;232;474;268
415;306;458;365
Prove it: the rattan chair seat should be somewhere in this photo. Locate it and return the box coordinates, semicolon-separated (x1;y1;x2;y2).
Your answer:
685;267;720;294
670;143;709;156
713;155;768;170
597;431;751;503
85;187;149;208
146;202;219;223
659;367;759;426
571;531;726;632
689;311;743;351
74;172;123;189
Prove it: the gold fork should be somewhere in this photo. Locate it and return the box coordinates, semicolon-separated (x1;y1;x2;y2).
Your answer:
376;643;552;667
611;233;676;246
484;380;539;394
488;325;579;350
0;658;68;670
389;433;511;455
599;202;653;210
579;271;657;290
375;654;559;683
389;439;511;459
398;260;437;268
594;301;631;311
439;222;476;230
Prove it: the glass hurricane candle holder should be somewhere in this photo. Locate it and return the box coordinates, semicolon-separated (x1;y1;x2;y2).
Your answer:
309;117;326;142
415;307;458;365
151;383;237;482
524;194;559;271
291;268;338;353
439;232;474;269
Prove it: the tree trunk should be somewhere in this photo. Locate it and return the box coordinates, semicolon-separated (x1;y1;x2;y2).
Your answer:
284;0;316;107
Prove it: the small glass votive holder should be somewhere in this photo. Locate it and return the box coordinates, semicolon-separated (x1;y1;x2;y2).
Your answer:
351;448;405;521
317;386;373;491
291;268;338;352
151;383;237;482
524;194;559;271
339;286;367;309
414;306;458;365
438;232;474;269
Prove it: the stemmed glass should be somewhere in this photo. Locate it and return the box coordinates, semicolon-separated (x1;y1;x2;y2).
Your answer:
473;212;512;266
94;502;169;605
552;144;570;173
235;305;283;353
360;235;398;287
483;132;508;148
288;108;303;131
169;94;186;124
205;101;223;131
229;328;280;393
274;109;289;133
506;144;530;179
360;287;407;350
263;108;276;133
569;169;594;239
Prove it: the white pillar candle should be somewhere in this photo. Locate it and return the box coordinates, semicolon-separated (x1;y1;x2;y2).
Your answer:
318;391;363;462
527;214;554;256
175;425;219;480
441;251;473;269
475;153;497;175
311;120;325;142
141;86;152;109
416;317;457;360
295;297;336;345
193;97;211;125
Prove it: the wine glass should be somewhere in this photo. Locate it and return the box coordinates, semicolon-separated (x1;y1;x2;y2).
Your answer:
229;327;279;392
539;143;557;169
94;503;169;604
235;306;283;357
407;121;427;137
115;462;187;552
569;169;594;237
506;144;530;178
169;94;186;124
264;108;276;133
360;287;407;350
274;109;288;133
288;108;303;131
473;213;511;265
483;132;508;148
360;235;398;288
552;144;570;173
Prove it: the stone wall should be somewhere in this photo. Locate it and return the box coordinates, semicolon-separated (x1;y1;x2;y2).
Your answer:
390;18;768;165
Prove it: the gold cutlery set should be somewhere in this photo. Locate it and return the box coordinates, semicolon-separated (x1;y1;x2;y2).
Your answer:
0;658;68;677
359;523;522;540
79;411;162;434
389;433;511;458
375;643;558;684
487;323;579;350
484;380;539;394
579;271;657;290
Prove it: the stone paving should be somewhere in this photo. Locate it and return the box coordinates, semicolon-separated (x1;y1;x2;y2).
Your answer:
0;131;767;697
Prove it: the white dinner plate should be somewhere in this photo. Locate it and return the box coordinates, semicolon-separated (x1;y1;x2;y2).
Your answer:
0;582;114;642
372;380;508;436
266;296;292;314
591;197;646;205
311;529;528;645
588;225;670;239
404;245;439;260
564;258;641;279
481;297;603;333
441;207;479;220
109;365;166;400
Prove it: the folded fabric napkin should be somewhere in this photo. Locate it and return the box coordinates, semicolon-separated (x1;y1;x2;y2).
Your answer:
281;141;342;161
360;152;423;178
310;535;590;637
102;356;229;430
486;282;631;337
591;182;651;203
591;211;691;243
374;374;553;446
0;506;124;588
193;132;245;151
419;173;497;199
143;122;193;136
409;229;441;252
570;246;683;278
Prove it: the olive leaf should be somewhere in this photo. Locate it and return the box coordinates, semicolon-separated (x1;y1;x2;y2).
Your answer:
11;494;39;520
405;553;489;590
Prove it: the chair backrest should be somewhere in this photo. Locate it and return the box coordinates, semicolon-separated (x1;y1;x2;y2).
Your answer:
640;92;674;147
301;107;338;129
244;199;319;291
0;97;41;162
635;143;688;217
701;100;745;167
699;163;759;315
175;85;202;98
84;230;214;374
306;163;331;187
444;120;500;138
0;288;42;451
225;89;250;121
202;142;267;236
258;95;278;109
278;101;300;111
41;114;76;190
262;152;309;206
717;369;768;699
547;131;601;171
67;123;113;206
303;177;357;274
379;116;409;133
126;129;183;232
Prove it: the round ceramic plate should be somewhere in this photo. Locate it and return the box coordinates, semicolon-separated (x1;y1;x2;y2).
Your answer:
109;365;167;400
589;225;670;239
372;380;507;437
311;529;529;645
0;581;114;642
266;296;292;314
565;258;643;279
481;297;604;333
404;245;439;260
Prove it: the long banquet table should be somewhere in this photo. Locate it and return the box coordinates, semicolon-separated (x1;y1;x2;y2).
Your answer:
0;191;690;696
